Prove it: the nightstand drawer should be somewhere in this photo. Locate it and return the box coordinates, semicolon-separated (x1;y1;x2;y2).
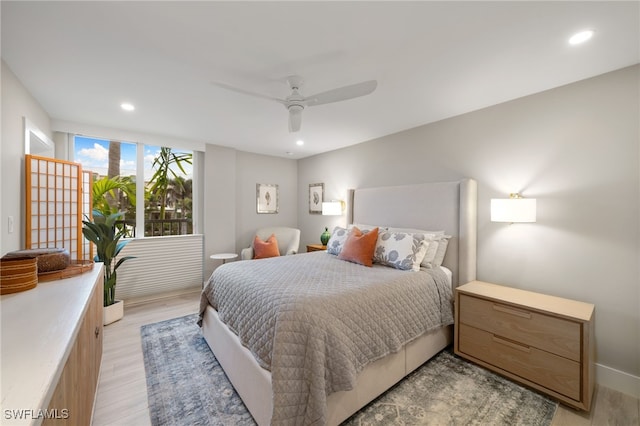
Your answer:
458;323;581;401
459;294;581;361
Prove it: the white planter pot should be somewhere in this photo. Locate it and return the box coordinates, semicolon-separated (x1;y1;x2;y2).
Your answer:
103;299;124;325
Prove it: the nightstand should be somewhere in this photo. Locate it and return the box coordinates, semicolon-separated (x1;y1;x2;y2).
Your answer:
454;280;595;411
306;244;326;252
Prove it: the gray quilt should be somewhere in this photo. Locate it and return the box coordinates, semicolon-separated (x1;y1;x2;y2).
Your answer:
198;251;453;426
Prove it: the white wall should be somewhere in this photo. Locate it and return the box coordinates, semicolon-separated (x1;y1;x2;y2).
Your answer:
203;144;237;279
1;60;52;255
297;65;640;394
234;151;298;252
202;148;298;278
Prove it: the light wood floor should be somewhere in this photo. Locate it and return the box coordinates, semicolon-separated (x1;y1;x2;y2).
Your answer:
92;291;639;426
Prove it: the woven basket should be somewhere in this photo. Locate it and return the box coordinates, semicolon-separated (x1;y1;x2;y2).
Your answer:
0;258;38;295
2;248;70;273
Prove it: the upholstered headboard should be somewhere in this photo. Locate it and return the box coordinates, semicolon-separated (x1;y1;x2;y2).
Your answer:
348;179;477;287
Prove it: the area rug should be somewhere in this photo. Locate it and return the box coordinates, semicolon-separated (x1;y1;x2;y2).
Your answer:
141;314;557;425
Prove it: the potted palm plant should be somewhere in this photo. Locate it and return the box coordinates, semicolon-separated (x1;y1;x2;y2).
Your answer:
82;210;135;325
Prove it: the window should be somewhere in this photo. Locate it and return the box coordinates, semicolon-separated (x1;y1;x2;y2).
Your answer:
74;136;194;237
143;145;193;236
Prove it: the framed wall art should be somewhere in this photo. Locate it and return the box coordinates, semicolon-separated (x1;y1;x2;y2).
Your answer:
309;183;324;214
256;183;278;214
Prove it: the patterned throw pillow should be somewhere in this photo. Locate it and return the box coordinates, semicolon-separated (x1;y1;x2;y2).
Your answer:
383;227;447;269
327;227;349;255
373;231;430;271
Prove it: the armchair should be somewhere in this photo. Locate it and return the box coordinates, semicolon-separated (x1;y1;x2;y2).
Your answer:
240;227;301;260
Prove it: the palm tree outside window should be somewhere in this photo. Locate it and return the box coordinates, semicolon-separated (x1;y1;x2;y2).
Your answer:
74;136;194;237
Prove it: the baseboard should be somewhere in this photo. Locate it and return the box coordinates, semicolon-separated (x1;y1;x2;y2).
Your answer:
596;362;640;398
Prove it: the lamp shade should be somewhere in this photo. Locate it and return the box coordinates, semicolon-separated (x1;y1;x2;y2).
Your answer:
491;198;536;223
322;201;342;216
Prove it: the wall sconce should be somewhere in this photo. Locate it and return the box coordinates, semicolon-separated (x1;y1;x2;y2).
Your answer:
491;193;536;223
322;201;344;216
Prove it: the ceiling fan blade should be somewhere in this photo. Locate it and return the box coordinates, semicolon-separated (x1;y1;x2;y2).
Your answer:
211;81;286;104
288;106;303;132
305;80;377;107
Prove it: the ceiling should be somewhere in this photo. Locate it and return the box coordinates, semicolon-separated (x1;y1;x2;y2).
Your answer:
2;1;639;159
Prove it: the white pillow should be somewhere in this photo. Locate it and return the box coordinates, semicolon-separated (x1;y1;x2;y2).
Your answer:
421;235;452;268
421;238;439;268
386;227;445;236
373;231;431;271
326;226;349;255
432;235;451;267
349;223;384;233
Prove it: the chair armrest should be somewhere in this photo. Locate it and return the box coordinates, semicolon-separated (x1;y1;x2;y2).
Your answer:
282;229;300;256
240;247;253;260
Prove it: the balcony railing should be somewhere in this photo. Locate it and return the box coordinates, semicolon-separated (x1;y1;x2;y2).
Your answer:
115;219;193;237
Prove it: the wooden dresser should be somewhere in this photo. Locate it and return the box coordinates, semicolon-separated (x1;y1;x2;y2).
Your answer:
454;280;595;411
306;244;327;252
1;265;103;425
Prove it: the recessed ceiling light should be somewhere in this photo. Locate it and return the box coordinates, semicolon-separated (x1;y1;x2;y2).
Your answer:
569;30;594;45
120;102;135;111
296;140;304;146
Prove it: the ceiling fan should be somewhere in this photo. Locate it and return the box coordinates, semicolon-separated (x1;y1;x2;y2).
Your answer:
212;76;377;132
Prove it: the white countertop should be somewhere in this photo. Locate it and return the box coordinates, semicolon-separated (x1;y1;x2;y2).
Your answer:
1;264;103;425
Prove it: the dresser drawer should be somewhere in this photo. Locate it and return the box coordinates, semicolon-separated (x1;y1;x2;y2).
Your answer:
459;294;581;361
458;323;581;401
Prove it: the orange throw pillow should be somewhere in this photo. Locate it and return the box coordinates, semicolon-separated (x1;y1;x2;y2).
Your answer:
338;227;379;267
253;234;280;259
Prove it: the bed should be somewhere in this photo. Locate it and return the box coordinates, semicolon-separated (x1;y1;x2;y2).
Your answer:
199;179;477;425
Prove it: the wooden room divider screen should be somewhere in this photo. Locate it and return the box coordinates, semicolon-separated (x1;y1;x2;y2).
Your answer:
25;154;93;262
